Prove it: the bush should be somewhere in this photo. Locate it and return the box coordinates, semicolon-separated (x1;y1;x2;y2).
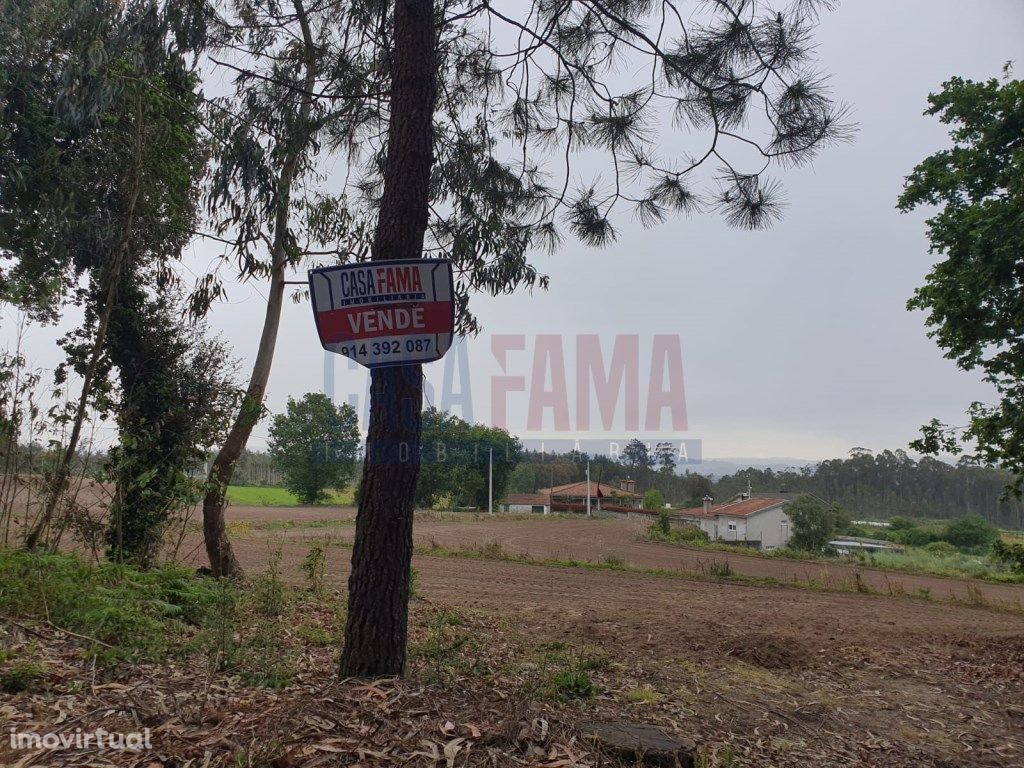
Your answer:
890;527;935;547
674;524;709;543
924;540;958;557
643;489;665;511
943;514;1000;552
992;540;1024;574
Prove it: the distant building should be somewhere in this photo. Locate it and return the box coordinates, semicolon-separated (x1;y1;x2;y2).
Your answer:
676;494;793;550
536;479;644;510
830;537;902;555
498;493;550;515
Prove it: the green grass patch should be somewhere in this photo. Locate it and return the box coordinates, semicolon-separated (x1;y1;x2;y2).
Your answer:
0;549;221;663
226;485;354;507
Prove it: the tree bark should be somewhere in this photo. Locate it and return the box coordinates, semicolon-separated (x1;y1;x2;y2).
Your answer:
339;0;437;678
201;0;317;577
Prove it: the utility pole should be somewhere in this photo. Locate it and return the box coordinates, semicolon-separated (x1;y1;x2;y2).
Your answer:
586;460;592;517
488;447;493;515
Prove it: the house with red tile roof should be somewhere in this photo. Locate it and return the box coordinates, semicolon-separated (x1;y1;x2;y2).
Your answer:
677;494;793;550
537;479;644;509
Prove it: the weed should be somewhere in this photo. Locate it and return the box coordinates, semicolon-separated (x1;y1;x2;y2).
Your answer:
602;552;626;568
477;540;506;559
302;544;327;597
411;606;479;683
624;685;662;704
409;565;420;598
550;669;594;700
297;624;333;647
253;548;285;617
0;550;219;662
708;561;733;578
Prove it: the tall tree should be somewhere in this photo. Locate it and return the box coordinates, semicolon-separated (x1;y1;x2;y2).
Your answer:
898;71;1024;498
343;0;848;676
1;0;208;548
105;290;240;567
194;0;371;575
417;407;522;509
214;0;848;675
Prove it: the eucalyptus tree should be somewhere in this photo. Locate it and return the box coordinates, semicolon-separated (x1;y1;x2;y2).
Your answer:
192;0;372;576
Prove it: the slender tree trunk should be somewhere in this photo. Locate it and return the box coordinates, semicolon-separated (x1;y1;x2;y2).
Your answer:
201;0;317;577
339;0;437;678
201;259;285;577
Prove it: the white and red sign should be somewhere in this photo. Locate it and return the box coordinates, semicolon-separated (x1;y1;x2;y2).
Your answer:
308;259;455;368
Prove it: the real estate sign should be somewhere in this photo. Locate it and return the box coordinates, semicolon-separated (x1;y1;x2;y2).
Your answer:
308;259;455;368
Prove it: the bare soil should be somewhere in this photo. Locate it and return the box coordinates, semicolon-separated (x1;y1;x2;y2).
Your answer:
226;506;1024;606
4;504;1024;767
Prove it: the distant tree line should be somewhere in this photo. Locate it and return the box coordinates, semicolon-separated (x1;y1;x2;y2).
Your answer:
508;445;1023;528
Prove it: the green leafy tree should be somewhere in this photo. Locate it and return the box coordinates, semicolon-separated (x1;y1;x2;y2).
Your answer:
655;442;676;475
268;394;360;505
418;408;522;509
787;494;834;553
622;440;654;478
104;298;240;567
192;0;371;577
942;514;999;553
1;0;208;549
643;489;665;511
898;71;1024;497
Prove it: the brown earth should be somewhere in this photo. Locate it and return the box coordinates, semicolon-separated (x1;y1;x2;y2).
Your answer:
224;505;1024;607
5;502;1024;766
207;527;1024;765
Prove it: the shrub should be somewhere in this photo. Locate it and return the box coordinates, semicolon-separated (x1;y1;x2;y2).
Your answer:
943;514;999;552
890;527;935;547
674;524;709;543
992;540;1024;574
924;540;958;557
643;489;664;511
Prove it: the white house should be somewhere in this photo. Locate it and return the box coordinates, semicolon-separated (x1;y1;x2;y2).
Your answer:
677;495;793;550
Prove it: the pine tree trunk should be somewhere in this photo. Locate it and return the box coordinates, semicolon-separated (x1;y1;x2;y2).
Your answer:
339;0;437;678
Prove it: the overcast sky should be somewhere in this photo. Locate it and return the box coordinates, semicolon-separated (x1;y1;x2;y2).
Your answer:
4;0;1024;463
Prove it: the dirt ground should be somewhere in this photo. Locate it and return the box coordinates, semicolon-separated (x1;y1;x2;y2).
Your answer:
204;521;1024;767
5;502;1024;766
223;505;1024;607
